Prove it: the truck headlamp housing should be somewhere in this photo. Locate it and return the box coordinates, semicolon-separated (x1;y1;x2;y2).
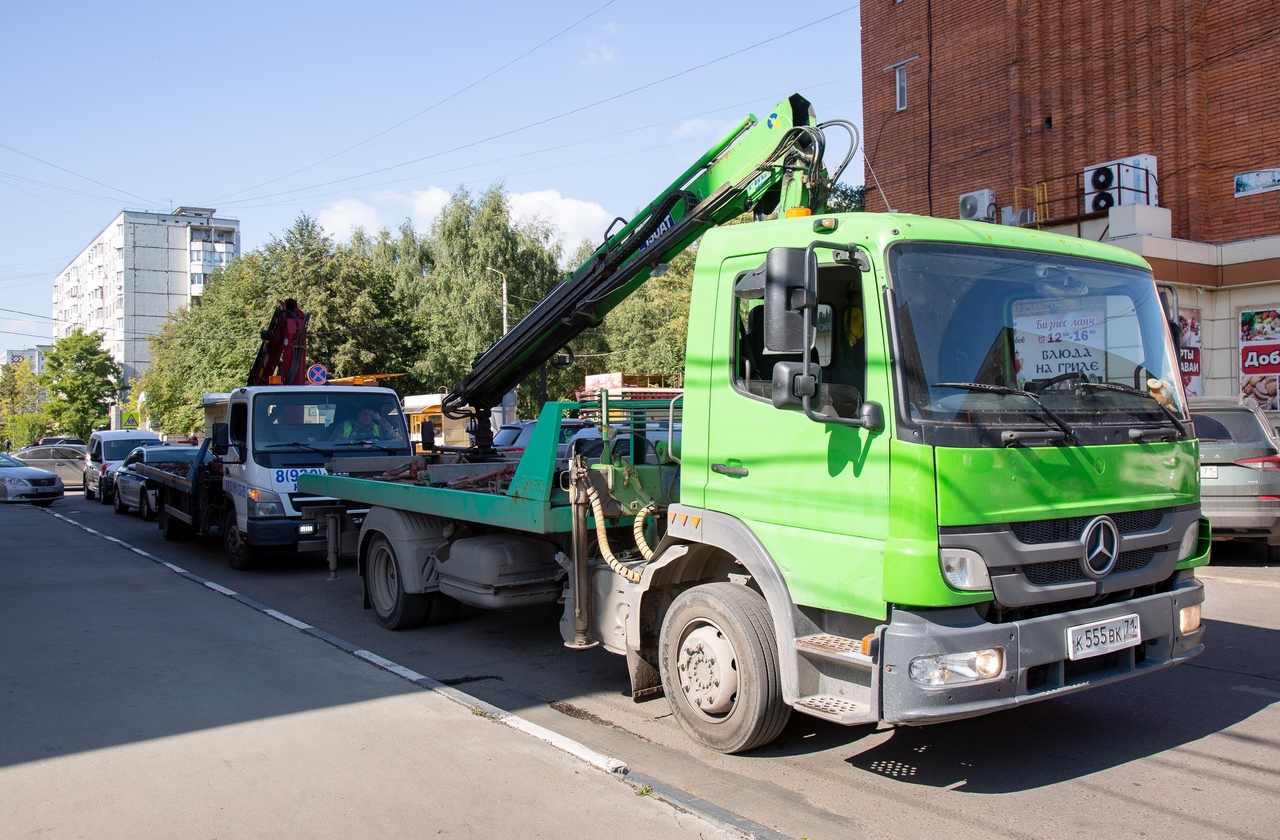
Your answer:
909;648;1005;687
940;549;991;591
247;487;285;518
1177;521;1200;561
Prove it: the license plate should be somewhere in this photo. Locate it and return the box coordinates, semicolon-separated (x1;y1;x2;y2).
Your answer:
1067;614;1141;661
1200;465;1218;479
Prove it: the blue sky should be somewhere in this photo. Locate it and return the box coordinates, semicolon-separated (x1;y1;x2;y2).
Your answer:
0;1;862;348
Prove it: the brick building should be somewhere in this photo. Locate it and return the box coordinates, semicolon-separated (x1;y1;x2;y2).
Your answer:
862;0;1280;408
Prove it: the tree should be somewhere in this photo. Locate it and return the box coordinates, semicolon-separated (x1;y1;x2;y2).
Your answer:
39;329;122;441
0;359;48;449
825;182;866;213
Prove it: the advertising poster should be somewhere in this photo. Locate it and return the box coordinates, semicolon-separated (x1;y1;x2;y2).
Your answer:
1178;308;1202;397
1012;298;1108;388
1239;308;1280;411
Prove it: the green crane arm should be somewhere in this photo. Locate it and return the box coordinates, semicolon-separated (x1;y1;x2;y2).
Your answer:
445;93;827;428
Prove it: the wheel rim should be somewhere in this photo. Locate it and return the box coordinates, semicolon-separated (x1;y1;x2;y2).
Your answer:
675;620;740;720
225;515;244;555
368;544;398;615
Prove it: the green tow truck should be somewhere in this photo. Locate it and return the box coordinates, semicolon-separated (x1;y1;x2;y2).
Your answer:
300;94;1209;753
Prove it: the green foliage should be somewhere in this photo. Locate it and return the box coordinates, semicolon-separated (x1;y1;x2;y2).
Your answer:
825;182;866;213
39;330;122;441
0;360;48;449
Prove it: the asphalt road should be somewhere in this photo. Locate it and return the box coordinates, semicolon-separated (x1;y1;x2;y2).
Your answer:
11;493;1280;839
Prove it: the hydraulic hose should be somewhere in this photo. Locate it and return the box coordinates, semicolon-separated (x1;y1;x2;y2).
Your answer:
585;484;643;583
632;503;658;561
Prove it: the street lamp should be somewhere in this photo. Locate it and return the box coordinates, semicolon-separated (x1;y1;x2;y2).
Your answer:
486;266;508;335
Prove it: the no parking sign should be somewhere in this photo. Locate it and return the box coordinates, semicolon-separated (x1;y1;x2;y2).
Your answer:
307;363;328;385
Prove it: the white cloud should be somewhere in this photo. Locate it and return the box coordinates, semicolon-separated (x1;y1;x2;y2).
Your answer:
582;39;616;67
316;198;383;240
509;188;612;255
316;187;611;263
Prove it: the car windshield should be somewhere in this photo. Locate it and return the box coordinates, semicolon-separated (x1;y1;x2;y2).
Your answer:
252;391;409;453
0;453;24;468
888;242;1184;447
104;439;159;460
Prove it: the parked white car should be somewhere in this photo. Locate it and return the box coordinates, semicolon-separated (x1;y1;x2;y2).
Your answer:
83;430;161;503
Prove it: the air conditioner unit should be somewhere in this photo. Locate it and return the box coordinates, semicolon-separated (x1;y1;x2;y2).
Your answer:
1083;154;1158;213
959;189;996;222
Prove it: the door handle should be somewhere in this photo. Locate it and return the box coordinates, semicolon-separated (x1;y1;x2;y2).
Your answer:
711;463;748;477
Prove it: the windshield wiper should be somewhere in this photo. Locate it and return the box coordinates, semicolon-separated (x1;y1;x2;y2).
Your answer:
259;441;334;455
1076;381;1188;439
331;440;406;454
934;382;1076;445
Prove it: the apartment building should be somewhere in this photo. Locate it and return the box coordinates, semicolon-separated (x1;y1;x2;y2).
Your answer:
862;0;1280;408
52;207;239;385
2;347;52;376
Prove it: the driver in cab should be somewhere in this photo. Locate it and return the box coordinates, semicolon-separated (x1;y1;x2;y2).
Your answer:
332;405;395;441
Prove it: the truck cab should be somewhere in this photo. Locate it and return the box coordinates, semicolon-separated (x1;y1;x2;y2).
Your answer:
217;385;411;564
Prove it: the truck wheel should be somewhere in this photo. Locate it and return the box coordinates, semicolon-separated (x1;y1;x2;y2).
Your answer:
223;508;261;571
658;582;790;754
365;535;430;630
112;489;128;515
139;492;156;522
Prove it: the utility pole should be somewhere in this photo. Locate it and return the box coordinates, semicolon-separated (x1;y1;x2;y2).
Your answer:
486;266;517;421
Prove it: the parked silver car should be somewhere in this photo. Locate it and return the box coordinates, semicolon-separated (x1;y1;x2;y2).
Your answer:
1189;396;1280;560
0;452;64;506
12;444;87;489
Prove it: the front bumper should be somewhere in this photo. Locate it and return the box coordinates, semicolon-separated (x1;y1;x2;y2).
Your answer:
245;518;328;552
880;572;1205;724
1199;496;1280;540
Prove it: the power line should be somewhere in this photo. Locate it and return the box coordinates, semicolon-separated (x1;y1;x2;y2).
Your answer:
207;0;621;205
217;5;860;208
0;141;156;205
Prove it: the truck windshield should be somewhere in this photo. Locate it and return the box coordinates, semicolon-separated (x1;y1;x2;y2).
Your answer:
252;392;410;455
887;242;1185;447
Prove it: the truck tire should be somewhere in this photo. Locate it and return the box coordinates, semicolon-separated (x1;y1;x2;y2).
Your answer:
223;508;261;571
112;488;128;515
365;535;430;630
658;582;791;754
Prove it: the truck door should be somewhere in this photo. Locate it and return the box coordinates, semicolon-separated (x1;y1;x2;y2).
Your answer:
702;254;892;620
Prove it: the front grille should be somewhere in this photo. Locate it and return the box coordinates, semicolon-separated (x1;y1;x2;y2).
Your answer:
1011;508;1168;544
29;477;57;487
1023;548;1156;585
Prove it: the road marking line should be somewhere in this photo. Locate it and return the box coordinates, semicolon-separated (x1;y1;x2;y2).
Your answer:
265;609;312;630
203;581;238;596
1232;685;1280;700
353;649;428;682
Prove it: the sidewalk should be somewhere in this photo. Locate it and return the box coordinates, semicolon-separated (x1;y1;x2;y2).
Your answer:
0;503;743;839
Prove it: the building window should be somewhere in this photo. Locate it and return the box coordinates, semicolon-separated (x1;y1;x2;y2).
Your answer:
884;56;918;113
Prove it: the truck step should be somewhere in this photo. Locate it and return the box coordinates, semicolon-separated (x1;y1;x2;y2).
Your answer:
795;634;874;668
792;695;874;724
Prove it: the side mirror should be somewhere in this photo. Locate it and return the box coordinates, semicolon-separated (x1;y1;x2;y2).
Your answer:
763;247;815;353
771;360;817;409
212;423;231;457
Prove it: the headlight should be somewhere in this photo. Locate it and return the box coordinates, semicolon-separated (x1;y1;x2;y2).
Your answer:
909;649;1005;687
940;548;991;590
247;487;285;518
1;476;32;487
1179;604;1201;634
1177;521;1200;561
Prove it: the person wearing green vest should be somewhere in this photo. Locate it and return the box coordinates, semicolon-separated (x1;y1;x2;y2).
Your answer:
332;405;391;440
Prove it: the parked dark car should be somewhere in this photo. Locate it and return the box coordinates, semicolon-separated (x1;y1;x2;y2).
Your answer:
0;452;64;506
1189;396;1280;560
492;419;595;458
12;444;87;489
112;444;209;520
